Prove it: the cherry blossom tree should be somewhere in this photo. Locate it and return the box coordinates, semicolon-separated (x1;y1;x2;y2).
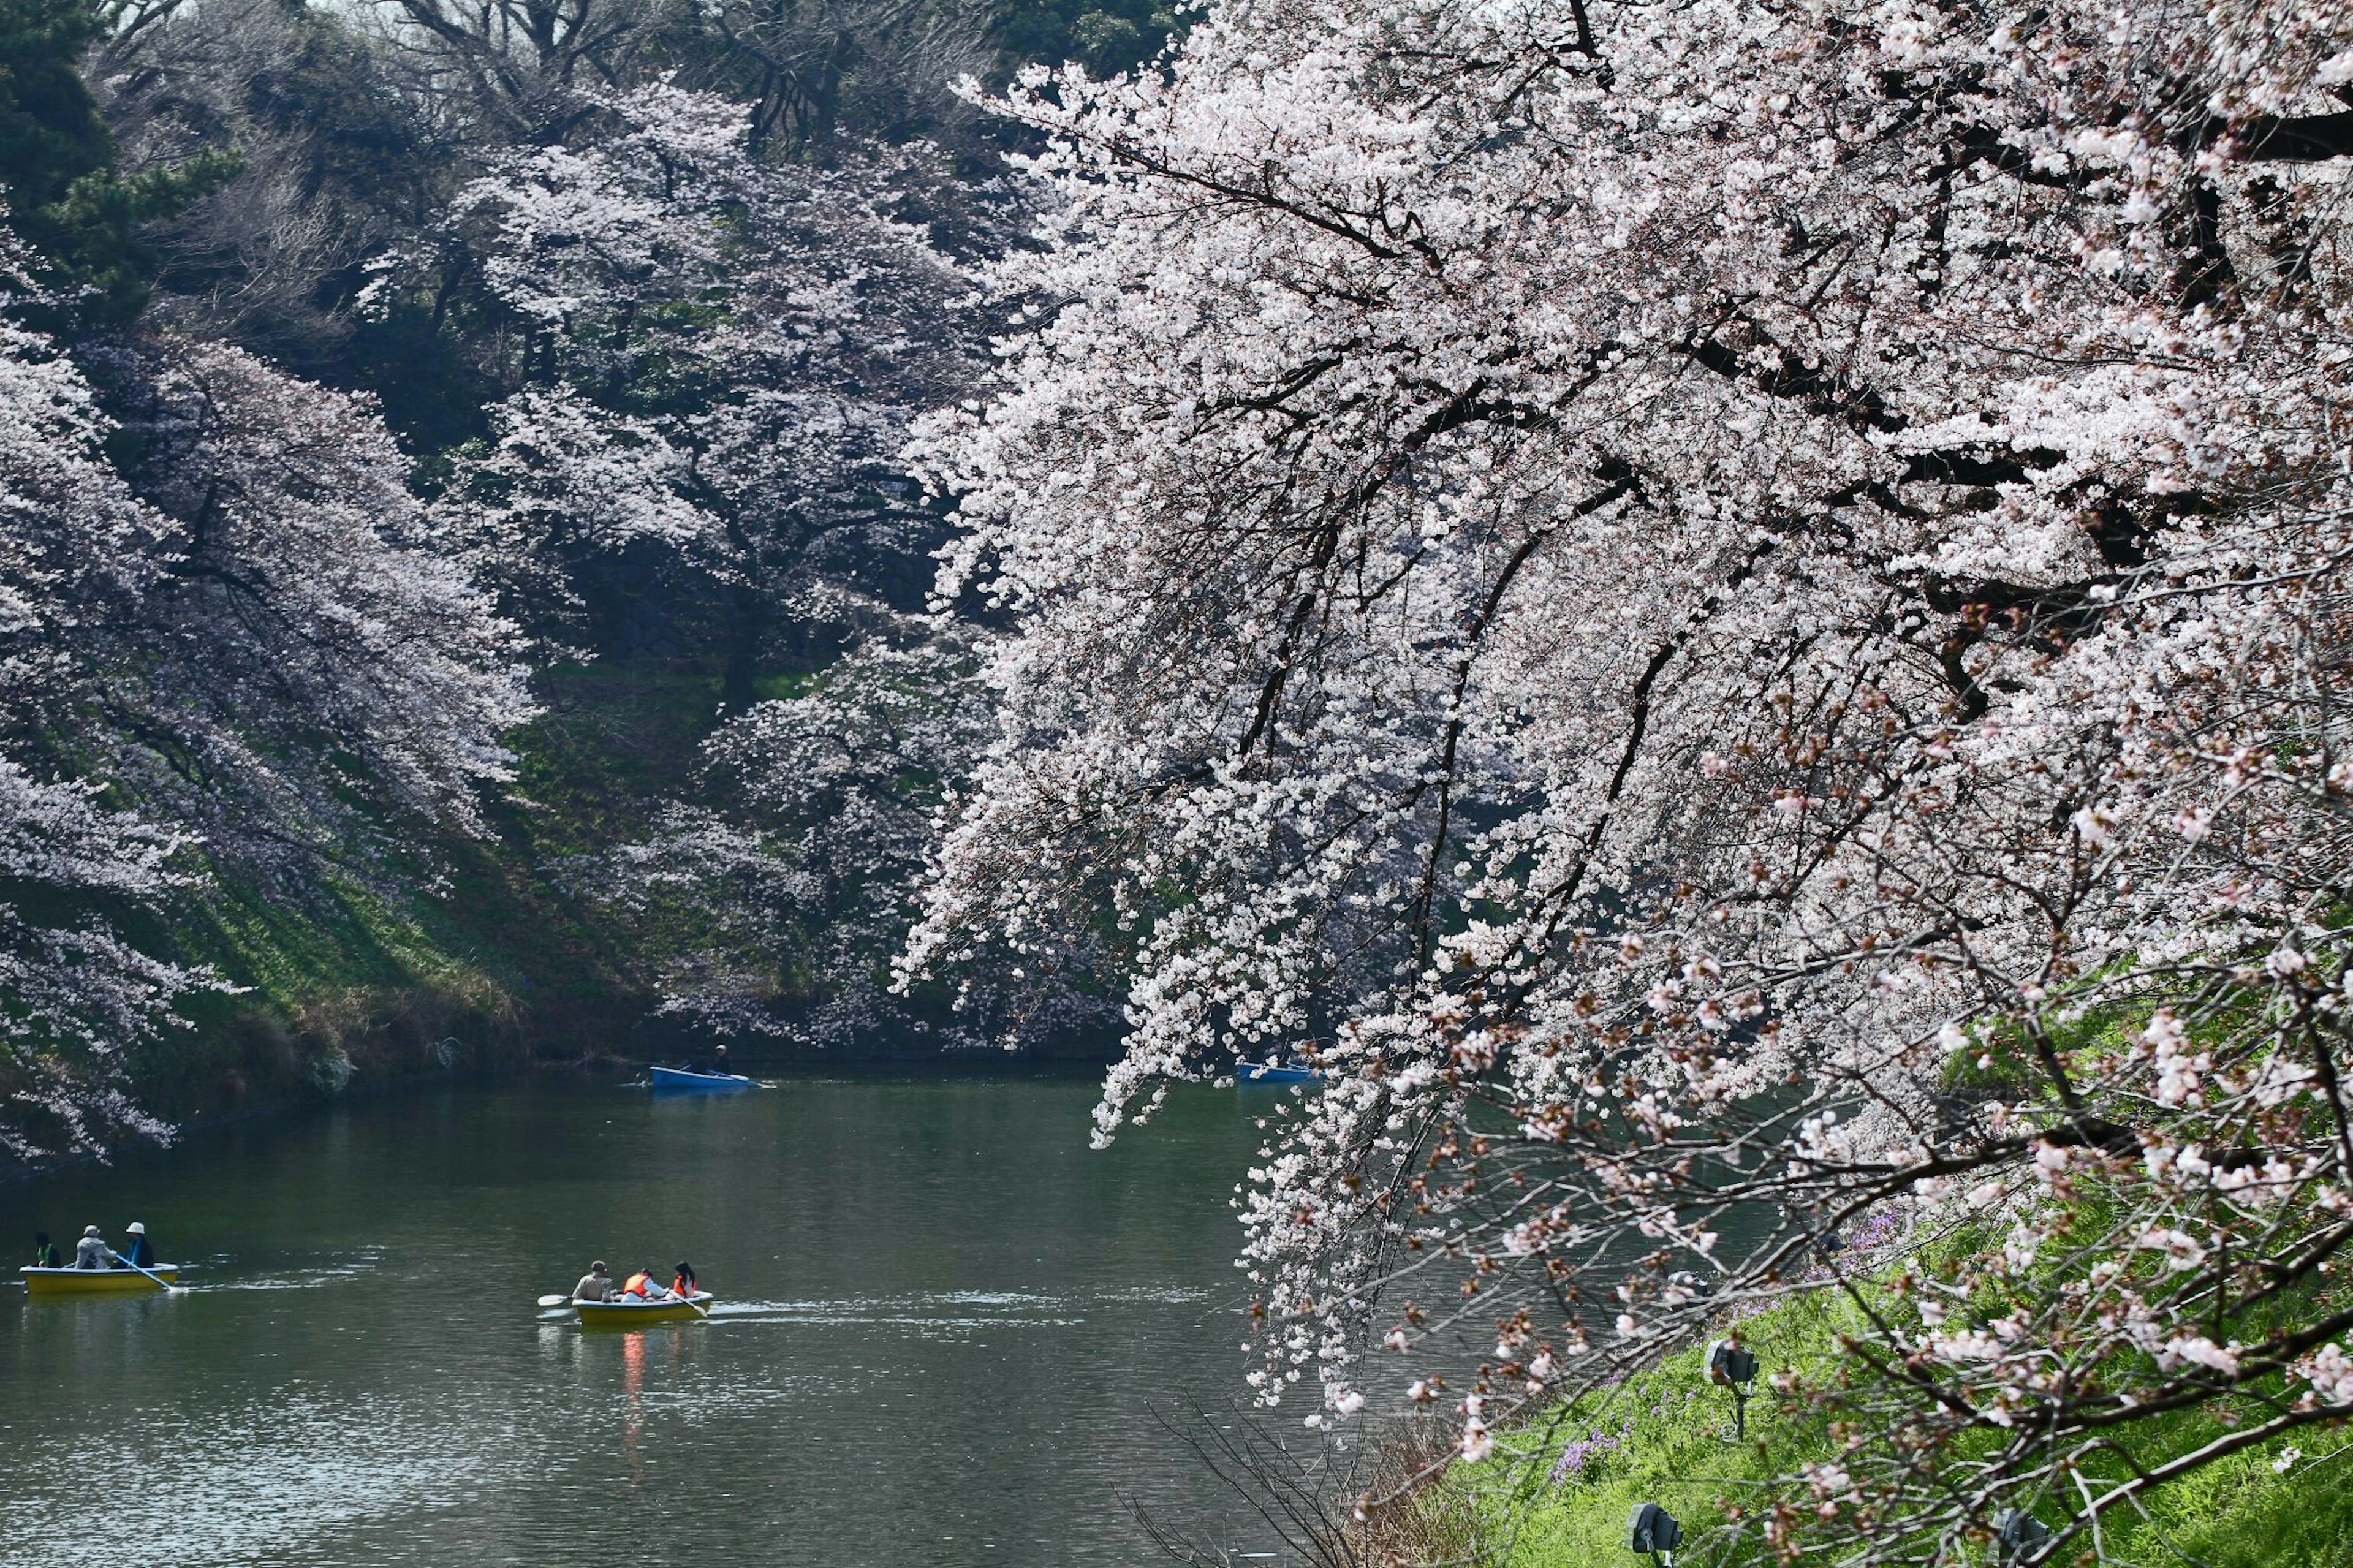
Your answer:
105;340;539;859
574;632;1116;1045
0;756;212;1162
688;637;997;1038
379;81;1055;1047
1;215;533;1155
0;256;215;1158
903;0;2353;1557
395;81;979;704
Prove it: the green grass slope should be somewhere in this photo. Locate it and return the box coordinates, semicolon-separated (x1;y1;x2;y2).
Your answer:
1442;1287;2353;1567
110;660;735;1133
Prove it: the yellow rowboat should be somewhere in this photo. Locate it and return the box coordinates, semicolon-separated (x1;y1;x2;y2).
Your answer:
575;1290;713;1327
20;1265;182;1296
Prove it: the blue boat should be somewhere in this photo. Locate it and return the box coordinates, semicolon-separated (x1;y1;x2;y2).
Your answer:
1236;1061;1321;1086
648;1066;756;1092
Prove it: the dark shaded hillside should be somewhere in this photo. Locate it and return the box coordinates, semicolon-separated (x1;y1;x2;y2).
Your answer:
0;0;1143;1164
110;654;1124;1149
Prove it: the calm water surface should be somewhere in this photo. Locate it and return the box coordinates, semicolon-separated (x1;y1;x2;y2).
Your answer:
1;1074;1292;1566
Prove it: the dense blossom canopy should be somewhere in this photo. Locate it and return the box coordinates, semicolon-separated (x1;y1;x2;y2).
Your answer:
412;83;1066;1042
0;282;208;1159
407;83;977;662
116;342;537;849
0;221;533;1157
906;0;2353;1555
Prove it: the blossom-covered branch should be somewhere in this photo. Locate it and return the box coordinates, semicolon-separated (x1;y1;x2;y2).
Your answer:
906;0;2353;1555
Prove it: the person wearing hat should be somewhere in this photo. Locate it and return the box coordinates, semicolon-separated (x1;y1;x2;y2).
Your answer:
117;1222;154;1270
572;1261;616;1303
73;1225;113;1270
30;1232;60;1268
673;1042;732;1077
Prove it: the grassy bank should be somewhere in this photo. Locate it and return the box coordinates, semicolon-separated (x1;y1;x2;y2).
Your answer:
1433;1285;2353;1567
102;661;727;1138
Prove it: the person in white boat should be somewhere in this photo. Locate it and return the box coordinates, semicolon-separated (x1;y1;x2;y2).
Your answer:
73;1225;114;1269
572;1260;616;1302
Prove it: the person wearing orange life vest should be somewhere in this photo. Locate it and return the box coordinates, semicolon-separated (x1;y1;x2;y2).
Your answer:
621;1265;674;1301
671;1261;699;1298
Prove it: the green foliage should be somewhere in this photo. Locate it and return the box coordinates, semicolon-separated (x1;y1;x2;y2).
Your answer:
2134;1445;2353;1567
507;661;737;850
80;656;759;1140
347;303;499;457
141;653;876;1027
0;0;113;226
0;0;234;327
993;0;1183;77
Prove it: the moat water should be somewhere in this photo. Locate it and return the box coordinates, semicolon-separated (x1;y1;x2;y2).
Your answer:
2;1073;1310;1567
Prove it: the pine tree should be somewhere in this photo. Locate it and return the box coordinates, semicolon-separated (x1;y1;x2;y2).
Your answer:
0;0;233;328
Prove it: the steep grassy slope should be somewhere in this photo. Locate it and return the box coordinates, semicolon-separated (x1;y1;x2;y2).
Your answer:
1437;1287;2353;1567
108;661;735;1134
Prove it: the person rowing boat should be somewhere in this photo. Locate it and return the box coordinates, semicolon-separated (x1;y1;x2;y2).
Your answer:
540;1259;710;1320
659;1043;737;1080
20;1224;183;1293
572;1260;616;1302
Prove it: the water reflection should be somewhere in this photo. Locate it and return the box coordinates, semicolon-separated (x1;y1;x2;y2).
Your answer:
2;1076;1272;1566
620;1329;646;1491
